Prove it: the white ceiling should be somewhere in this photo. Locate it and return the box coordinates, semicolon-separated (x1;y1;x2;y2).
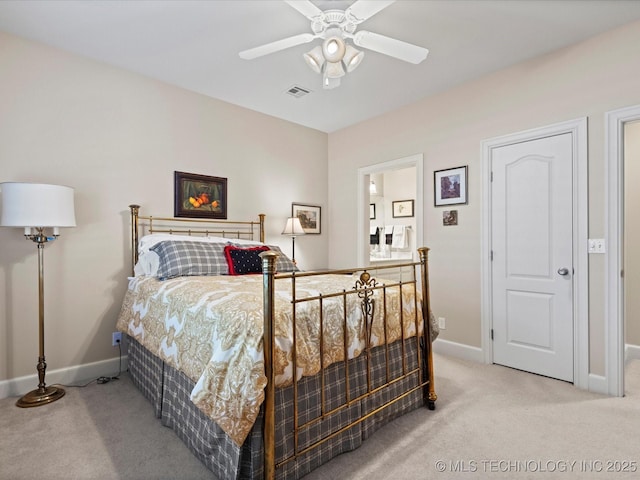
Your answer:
1;0;640;133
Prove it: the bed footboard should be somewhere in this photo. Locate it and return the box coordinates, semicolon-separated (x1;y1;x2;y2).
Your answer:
260;248;436;480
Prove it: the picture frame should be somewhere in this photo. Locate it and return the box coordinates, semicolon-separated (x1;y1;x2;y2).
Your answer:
174;171;227;219
370;203;376;220
443;210;458;226
392;199;414;218
292;203;321;234
434;166;468;206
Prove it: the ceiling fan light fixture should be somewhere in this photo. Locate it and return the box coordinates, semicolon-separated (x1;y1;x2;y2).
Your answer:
322;36;346;63
304;45;325;73
325;60;345;79
343;44;364;72
239;1;429;91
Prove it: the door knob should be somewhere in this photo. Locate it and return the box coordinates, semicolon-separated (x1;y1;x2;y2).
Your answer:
557;268;569;276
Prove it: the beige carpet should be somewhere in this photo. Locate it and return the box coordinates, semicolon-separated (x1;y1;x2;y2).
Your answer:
1;353;639;479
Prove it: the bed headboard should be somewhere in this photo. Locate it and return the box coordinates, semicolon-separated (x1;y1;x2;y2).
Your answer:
128;204;265;274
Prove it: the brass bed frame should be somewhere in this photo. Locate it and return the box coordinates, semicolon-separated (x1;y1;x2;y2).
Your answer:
126;204;437;480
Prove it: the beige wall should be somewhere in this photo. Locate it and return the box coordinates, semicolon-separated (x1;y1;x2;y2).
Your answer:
327;20;640;376
625;120;640;346
0;32;328;383
3;19;640;388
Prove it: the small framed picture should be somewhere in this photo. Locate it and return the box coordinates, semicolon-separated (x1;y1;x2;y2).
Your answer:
392;199;414;218
370;203;376;220
443;210;458;226
174;171;227;219
292;203;321;234
434;166;468;206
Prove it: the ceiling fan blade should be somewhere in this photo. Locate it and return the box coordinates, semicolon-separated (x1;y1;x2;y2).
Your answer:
239;33;316;60
353;30;428;64
284;0;323;20
346;0;395;23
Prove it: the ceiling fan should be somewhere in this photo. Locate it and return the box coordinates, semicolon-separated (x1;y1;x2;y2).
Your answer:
238;0;429;89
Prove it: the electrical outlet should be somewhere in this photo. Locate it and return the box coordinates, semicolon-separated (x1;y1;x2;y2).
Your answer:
438;317;446;330
112;331;122;347
588;239;606;254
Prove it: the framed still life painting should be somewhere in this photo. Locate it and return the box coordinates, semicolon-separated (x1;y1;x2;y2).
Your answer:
174;171;227;219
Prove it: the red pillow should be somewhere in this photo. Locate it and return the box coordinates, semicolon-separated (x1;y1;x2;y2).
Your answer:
224;245;270;275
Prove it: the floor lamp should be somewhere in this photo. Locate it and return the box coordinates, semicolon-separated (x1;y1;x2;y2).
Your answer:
0;182;76;408
281;216;305;263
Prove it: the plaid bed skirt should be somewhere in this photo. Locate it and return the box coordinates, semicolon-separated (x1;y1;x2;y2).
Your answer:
127;335;425;479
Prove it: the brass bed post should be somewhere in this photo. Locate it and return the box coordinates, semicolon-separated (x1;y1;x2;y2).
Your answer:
418;247;437;410
259;213;265;243
260;250;278;480
129;205;140;276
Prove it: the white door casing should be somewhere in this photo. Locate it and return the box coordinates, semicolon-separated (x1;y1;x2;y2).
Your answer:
491;134;574;381
481;118;588;390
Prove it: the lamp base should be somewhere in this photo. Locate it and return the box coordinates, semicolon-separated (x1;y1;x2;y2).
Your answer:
16;385;65;408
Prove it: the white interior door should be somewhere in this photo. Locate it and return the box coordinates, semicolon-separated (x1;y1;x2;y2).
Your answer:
491;133;574;382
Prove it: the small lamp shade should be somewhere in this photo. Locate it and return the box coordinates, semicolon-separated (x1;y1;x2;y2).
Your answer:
343;44;364;72
0;183;76;228
304;45;325;74
282;217;305;236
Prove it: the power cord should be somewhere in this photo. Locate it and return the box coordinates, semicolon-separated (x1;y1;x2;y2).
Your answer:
97;338;123;384
53;339;123;388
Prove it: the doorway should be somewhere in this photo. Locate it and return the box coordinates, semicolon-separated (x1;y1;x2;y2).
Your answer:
357;154;424;266
605;104;640;397
481;118;588;388
624;121;640;375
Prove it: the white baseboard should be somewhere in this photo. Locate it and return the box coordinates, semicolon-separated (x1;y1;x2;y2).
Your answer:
431;338;632;396
433;338;485;363
588;373;608;395
0;356;128;400
625;343;640;362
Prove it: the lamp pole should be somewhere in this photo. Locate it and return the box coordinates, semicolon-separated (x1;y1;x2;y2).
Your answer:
16;229;65;408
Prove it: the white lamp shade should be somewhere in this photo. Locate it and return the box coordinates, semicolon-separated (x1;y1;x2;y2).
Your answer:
322;36;346;63
304;45;325;74
282;217;305;236
324;60;345;79
343;44;364;72
0;182;76;228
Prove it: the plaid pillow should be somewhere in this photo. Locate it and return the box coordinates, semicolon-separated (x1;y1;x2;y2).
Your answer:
224;245;270;275
150;241;228;279
266;245;299;272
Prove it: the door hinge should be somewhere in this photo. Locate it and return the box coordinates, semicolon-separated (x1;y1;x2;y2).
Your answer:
490;250;494;261
491;329;494;340
490;171;493;182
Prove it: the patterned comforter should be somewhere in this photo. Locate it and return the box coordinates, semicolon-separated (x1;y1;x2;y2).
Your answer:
115;273;423;446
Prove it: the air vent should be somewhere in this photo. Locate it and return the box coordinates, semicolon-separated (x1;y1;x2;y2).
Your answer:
285;85;312;98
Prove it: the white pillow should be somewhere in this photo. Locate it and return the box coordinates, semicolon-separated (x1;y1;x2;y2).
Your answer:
133;251;160;277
